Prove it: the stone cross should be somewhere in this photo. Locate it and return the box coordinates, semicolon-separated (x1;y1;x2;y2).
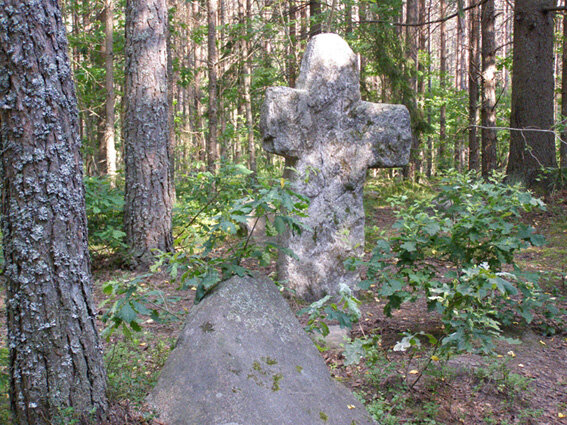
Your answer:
260;33;411;301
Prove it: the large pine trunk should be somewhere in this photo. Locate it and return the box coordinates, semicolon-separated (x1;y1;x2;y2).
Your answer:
562;12;567;170
0;2;108;423
507;0;557;188
124;0;174;266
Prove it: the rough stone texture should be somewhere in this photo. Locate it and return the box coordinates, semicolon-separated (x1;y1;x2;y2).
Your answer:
148;275;375;425
260;33;411;301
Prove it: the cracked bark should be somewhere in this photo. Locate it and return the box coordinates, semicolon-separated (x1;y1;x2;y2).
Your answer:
124;0;174;266
0;1;108;423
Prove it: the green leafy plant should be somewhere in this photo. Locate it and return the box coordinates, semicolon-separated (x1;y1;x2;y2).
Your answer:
157;163;309;304
84;176;126;254
473;357;532;399
105;337;173;406
100;163;309;333
299;283;362;336
358;171;557;356
0;346;10;424
99;273;182;338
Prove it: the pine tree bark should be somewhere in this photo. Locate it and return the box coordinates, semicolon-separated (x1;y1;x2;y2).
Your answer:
288;0;298;87
207;0;219;172
403;0;420;179
481;0;497;178
191;0;206;169
309;0;322;36
124;0;174;266
0;2;108;423
507;0;556;188
438;0;447;170
426;1;433;177
243;0;255;172
468;0;480;171
454;0;466;170
102;0;117;184
562;11;567;170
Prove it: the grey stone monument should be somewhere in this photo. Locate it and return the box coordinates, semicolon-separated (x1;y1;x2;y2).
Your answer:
260;33;412;301
148;275;376;425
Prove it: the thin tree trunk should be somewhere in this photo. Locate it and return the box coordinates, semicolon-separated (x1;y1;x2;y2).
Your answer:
0;2;108;423
454;0;466;170
310;0;322;36
124;0;174;266
403;0;420;179
438;0;447;171
102;0;117;184
502;0;511;93
218;0;227;162
481;0;498;178
207;0;219;172
468;0;481;171
289;0;298;87
417;0;427;177
301;1;308;41
346;0;353;35
191;0;206;169
562;10;567;169
244;0;255;172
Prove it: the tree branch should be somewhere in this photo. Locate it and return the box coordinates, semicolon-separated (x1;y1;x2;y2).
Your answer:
543;7;567;13
359;0;487;27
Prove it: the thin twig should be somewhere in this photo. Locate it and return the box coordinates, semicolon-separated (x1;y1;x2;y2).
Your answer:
174;190;220;241
237;214;261;265
360;0;486;28
409;341;440;390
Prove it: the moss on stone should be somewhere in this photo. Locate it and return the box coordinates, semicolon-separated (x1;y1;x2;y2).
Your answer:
271;373;283;391
199;321;215;333
263;356;278;366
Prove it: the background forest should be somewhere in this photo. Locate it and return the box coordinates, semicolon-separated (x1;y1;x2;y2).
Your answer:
1;0;567;424
67;0;566;188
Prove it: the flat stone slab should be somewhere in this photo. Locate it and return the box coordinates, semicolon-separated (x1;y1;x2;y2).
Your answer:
148;275;376;425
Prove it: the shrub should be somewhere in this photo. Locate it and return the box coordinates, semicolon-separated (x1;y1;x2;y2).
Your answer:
358;171;557;355
84;176;126;254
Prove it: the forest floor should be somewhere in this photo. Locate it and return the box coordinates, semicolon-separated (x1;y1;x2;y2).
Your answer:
0;188;566;424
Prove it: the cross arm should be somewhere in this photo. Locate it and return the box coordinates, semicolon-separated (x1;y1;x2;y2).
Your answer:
260;86;311;159
353;102;412;168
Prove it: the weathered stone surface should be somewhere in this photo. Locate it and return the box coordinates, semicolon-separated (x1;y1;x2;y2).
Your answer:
148;275;375;425
260;33;412;301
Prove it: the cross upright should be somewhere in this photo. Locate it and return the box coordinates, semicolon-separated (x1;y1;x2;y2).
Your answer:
260;33;412;301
